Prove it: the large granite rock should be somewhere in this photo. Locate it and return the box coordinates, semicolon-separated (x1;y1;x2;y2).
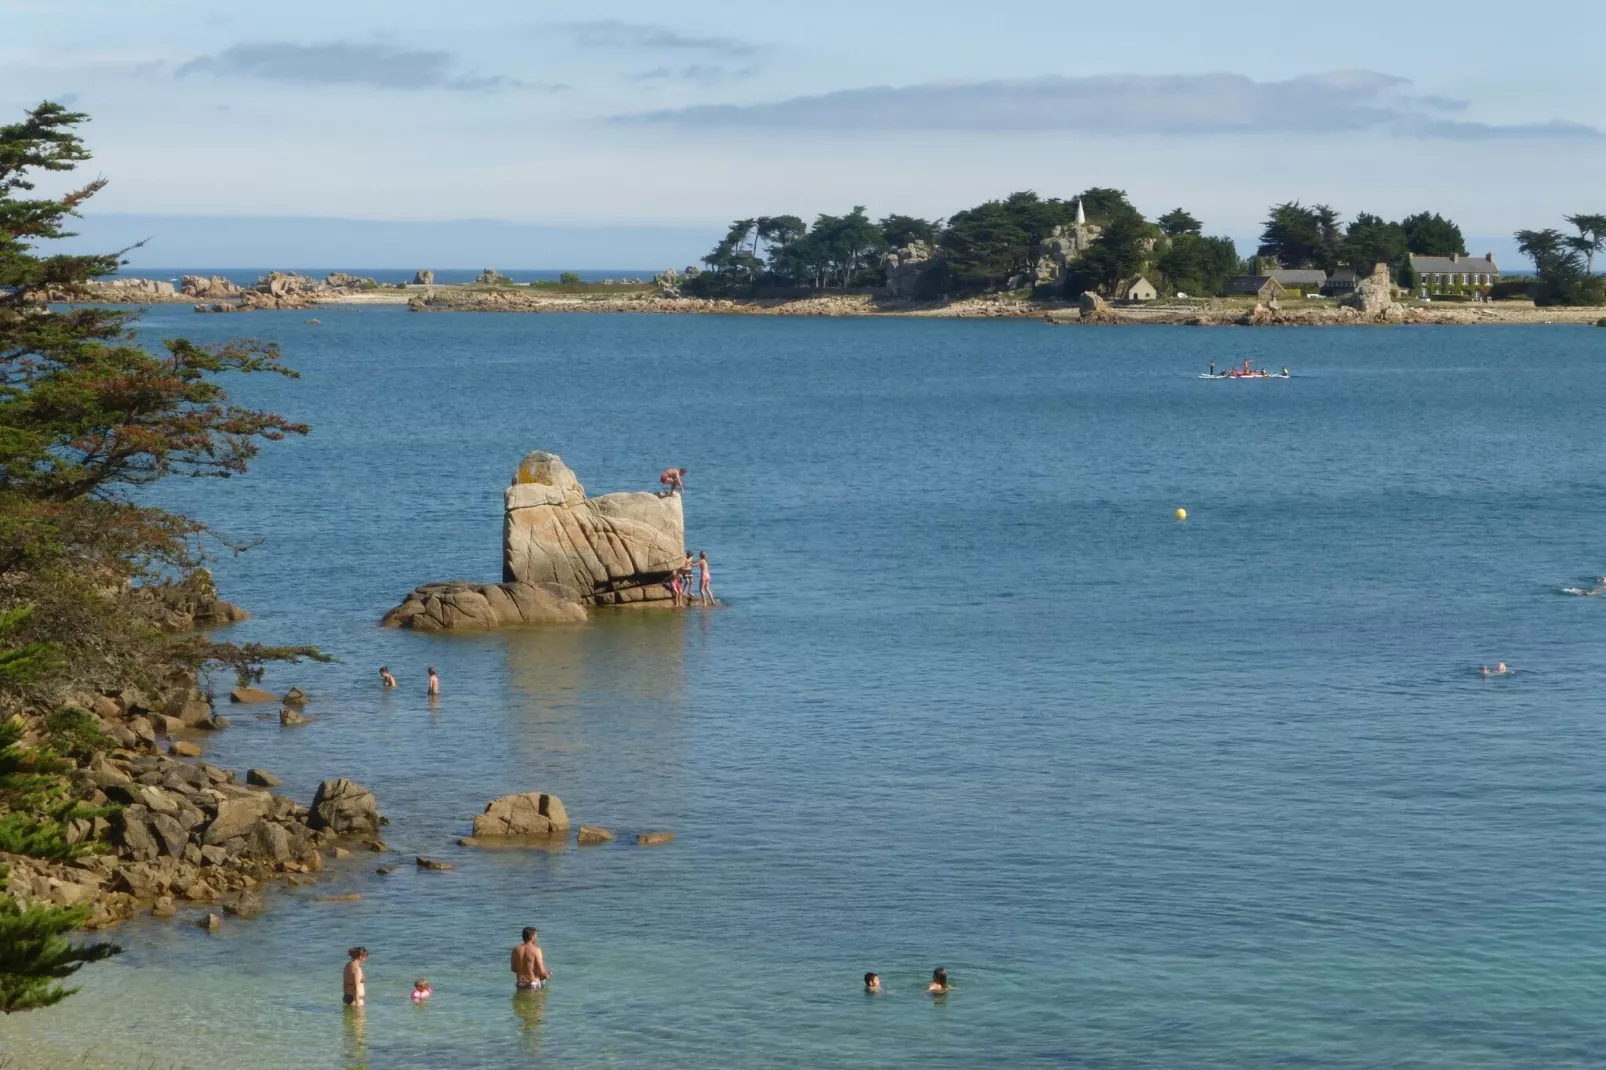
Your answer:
470;792;570;838
181;275;241;299
308;779;381;838
382;580;587;630
882;241;934;300
413;269;435;285
502;452;685;605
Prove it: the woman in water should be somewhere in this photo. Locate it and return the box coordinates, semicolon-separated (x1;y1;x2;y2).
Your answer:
379;666;397;689
411;978;433;1002
927;967;951;994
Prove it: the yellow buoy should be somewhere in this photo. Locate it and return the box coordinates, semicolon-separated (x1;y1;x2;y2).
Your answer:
1175;508;1187;520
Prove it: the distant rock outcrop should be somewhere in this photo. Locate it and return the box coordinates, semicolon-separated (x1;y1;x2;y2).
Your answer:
413;269;435;285
882;241;934;300
181;275;241;299
1342;262;1403;319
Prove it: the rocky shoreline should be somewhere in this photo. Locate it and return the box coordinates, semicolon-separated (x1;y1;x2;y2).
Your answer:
51;273;1606;325
3;681;384;931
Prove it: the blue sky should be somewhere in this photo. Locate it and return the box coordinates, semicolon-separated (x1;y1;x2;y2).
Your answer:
4;0;1603;267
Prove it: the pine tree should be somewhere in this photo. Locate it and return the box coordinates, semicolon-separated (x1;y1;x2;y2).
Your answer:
0;890;119;1013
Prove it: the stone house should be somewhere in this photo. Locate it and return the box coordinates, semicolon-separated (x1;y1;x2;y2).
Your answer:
1114;275;1158;301
1224;276;1286;302
1410;252;1499;294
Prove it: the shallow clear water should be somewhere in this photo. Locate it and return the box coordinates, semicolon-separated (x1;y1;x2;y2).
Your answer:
4;309;1606;1069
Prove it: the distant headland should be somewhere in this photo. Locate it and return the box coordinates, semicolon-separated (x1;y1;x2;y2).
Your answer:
51;191;1606;325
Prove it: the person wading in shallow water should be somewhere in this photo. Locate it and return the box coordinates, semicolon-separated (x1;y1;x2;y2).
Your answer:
379;666;397;689
427;667;439;696
343;947;368;1007
511;927;551;990
697;551;714;606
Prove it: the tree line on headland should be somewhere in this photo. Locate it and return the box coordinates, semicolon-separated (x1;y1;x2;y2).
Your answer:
686;192;1606;306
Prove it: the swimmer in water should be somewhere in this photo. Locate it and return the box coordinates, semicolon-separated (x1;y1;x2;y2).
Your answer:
1481;662;1510;677
411;978;433;1002
379;666;397;689
927;967;951;994
864;972;881;993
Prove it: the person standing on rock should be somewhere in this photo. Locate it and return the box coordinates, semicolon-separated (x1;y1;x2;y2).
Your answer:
659;467;686;495
697;551;713;606
427;667;439;697
512;927;551;990
343;947;368;1007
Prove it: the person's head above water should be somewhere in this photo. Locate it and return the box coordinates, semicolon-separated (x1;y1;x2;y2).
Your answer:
522;926;538;943
864;972;879;990
930;967;948;989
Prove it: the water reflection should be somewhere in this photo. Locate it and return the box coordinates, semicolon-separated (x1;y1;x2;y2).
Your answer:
512;987;548;1057
341;1004;366;1066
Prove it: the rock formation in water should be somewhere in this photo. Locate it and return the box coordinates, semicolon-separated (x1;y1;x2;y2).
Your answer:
381;451;685;629
381;580;587;630
502;451;685;605
413;269;435;285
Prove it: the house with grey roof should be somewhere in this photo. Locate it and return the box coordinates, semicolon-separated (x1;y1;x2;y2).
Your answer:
1322;267;1360;296
1411;252;1498;295
1224;276;1285;301
1267;268;1327;292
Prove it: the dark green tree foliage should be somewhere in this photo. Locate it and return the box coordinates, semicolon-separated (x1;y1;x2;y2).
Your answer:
1;102;336;1010
878;214;939;249
0;606;119;1014
1252;202;1329;271
1075;187;1141;226
1064;212;1152;295
1342;213;1409;275
1157;208;1202;237
942;191;1078;292
1516;226;1605;306
1156;234;1240;296
1258;202;1342;271
1400;211;1466;256
1563;213;1606;275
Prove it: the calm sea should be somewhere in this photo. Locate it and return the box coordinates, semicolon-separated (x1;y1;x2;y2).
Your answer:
3;307;1604;1069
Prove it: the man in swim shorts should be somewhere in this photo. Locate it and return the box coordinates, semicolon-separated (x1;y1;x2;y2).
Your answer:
512;926;551;990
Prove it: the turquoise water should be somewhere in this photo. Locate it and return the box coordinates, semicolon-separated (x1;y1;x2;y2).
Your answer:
4;309;1606;1068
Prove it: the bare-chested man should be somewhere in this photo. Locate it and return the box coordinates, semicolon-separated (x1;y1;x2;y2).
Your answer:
343;946;368;1007
511;927;551;990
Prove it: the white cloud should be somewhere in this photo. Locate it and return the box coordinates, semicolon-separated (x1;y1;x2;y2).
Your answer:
175;41;551;93
623;71;1602;140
